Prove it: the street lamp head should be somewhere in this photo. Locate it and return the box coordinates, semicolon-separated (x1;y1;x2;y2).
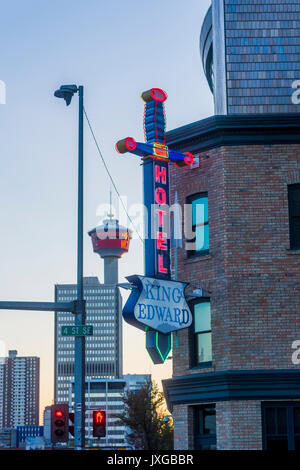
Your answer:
54;84;78;106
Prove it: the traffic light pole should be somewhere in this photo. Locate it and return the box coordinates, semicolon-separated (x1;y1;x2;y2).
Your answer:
74;85;86;450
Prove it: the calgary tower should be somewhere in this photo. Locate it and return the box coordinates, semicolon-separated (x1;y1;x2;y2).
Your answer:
88;199;132;285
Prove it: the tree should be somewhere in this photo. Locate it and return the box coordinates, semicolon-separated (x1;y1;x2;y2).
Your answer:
118;379;173;450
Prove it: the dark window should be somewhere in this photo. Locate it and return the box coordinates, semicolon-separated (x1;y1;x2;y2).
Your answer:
186;193;209;257
191;300;212;367
262;402;300;450
194;405;216;450
288;184;300;249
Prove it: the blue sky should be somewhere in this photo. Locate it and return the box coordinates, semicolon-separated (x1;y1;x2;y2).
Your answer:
0;0;213;418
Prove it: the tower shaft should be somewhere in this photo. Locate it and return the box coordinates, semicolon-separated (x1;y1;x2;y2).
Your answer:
104;257;119;285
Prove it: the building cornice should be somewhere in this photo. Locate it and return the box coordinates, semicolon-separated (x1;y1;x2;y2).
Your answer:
166;114;300;154
162;369;300;411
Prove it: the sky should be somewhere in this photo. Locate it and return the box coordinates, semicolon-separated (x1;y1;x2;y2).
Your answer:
0;0;213;422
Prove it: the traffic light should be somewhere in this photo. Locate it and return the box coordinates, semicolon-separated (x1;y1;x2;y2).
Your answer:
51;404;69;443
92;410;106;438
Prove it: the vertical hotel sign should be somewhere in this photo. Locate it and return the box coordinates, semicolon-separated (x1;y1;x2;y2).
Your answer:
141;88;171;281
153;155;170;278
116;88;193;364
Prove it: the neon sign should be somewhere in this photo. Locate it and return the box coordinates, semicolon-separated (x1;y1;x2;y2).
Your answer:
154;160;169;277
117;88;193;363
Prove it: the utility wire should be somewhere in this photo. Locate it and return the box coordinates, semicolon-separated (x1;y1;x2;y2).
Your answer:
83;107;144;244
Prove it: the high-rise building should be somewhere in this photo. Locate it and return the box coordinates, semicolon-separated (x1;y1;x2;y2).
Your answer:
0;350;39;427
54;277;123;403
201;0;300;115
54;214;131;403
163;0;300;451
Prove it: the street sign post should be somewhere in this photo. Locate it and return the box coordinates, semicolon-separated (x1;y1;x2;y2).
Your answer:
61;325;93;337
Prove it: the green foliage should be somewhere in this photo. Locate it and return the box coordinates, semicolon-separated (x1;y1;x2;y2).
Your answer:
118;379;173;450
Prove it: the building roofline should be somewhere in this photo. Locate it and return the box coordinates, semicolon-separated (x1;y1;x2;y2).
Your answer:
166;113;300;153
163;369;300;412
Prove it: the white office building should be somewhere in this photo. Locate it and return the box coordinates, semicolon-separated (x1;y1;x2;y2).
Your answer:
54;277;122;403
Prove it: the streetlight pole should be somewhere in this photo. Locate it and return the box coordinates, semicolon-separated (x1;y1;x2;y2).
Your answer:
54;84;86;450
75;85;86;450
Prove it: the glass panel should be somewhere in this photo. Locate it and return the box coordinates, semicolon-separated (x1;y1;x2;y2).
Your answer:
290;186;300;216
204;411;216;435
196;332;212;363
292;217;300;246
277;408;287;435
266;408;276;435
192;197;208;225
195;224;209;251
294;408;300;435
194;302;211;333
195;405;216;435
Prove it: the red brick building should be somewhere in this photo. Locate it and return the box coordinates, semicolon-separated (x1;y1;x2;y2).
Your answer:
163;115;300;450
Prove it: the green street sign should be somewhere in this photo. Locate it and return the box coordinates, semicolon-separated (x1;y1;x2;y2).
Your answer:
61;325;93;337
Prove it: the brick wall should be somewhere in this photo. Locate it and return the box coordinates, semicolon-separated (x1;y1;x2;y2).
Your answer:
170;144;300;376
224;0;300;114
216;401;262;450
173;405;194;450
171;147;228;376
170;143;300;450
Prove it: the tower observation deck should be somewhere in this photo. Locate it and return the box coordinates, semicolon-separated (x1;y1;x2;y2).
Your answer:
88;214;132;285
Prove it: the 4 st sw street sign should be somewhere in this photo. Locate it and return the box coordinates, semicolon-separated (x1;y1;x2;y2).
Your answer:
61;325;93;337
122;276;192;334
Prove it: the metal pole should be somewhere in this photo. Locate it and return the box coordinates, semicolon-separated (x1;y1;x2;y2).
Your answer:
174;244;178;281
74;85;86;450
106;380;108;448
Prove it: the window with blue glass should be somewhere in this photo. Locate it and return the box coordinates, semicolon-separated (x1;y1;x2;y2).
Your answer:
192;300;212;367
186;193;209;257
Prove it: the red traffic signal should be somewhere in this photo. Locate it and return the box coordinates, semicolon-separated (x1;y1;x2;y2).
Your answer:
51;404;69;444
93;410;106;438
